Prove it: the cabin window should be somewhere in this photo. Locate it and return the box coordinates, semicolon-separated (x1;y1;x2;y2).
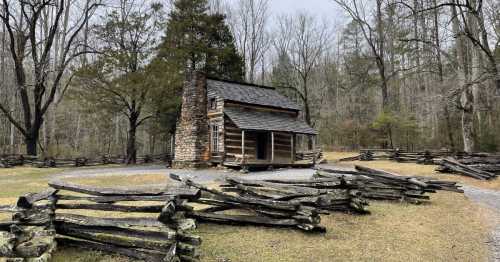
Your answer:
211;124;219;152
209;98;217;110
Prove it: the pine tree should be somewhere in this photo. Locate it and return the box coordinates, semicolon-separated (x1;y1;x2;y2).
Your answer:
147;0;244;145
156;0;244;81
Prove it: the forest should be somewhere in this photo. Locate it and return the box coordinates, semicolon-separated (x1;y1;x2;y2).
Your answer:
0;0;499;163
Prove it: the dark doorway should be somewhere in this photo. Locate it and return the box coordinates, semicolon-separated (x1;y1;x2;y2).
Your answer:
256;132;268;160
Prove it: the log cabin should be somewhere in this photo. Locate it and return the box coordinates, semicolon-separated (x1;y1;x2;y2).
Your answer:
172;72;318;169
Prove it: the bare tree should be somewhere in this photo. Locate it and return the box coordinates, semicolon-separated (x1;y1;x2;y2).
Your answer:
446;0;496;152
0;0;100;155
229;0;270;83
287;13;330;127
75;0;164;164
333;0;390;111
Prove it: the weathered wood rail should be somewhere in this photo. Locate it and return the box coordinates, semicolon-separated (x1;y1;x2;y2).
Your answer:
0;189;58;261
315;165;463;203
436;157;498;180
339;149;453;163
0;180;201;262
0;153;171;168
0;166;465;261
168;166;462;234
338;149;500;180
170;174;328;232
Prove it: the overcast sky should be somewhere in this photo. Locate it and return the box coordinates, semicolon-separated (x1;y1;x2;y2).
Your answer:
268;0;340;19
241;0;347;30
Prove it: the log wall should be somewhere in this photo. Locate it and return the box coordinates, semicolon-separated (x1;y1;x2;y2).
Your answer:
223;116;294;164
224;118;256;161
207;85;225;159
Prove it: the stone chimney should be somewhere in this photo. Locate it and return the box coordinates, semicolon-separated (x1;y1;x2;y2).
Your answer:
172;71;210;168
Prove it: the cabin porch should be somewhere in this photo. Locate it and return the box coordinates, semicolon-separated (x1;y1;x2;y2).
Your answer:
211;129;317;169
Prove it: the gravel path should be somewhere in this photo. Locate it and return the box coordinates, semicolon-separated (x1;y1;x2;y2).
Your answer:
51;164;316;182
463;186;500;262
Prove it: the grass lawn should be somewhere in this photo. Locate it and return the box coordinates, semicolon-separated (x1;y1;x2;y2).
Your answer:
0;155;497;261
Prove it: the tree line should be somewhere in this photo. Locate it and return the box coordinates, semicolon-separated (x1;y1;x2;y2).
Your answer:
0;0;499;162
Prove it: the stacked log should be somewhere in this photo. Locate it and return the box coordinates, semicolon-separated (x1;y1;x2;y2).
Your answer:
170;174;327;232
436;158;498;180
316;165;463;204
295;149;325;164
0;155;37;168
341;149;500;179
0;189;58;261
27;153;171;168
0;153;171;168
0;160;10;168
448;156;500;173
359;150;375;161
355;149;453;163
223;177;368;214
392;150;435;164
48;180;201;262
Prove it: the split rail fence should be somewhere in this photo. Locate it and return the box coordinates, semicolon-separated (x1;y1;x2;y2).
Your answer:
339;149;500;180
0;165;464;261
0;153;171;168
0;180;201;262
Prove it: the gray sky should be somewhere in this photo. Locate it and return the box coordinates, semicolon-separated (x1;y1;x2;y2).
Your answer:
267;0;345;24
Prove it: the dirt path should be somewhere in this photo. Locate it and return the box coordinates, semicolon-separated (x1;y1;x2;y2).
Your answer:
50;165;316;182
463;186;500;262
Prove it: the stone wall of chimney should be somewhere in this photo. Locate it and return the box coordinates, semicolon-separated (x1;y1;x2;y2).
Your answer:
172;72;210;168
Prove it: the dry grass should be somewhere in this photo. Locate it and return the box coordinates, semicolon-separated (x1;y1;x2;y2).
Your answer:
199;191;492;262
0;162;496;261
68;173;169;187
323;151;361;161
324;151;500;190
0;167;63;198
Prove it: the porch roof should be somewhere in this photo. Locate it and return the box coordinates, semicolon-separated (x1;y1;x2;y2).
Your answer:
224;107;318;135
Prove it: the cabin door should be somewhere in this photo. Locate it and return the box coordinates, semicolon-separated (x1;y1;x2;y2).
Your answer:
256;132;268;160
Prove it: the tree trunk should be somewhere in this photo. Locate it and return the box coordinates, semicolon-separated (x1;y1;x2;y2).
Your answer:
149;132;156;155
375;0;388;111
461;87;474;153
451;3;474;153
126;115;138;164
302;77;314;150
25;135;38;156
443;105;455;151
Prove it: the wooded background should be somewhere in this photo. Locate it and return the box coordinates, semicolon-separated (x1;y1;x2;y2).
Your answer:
0;0;499;162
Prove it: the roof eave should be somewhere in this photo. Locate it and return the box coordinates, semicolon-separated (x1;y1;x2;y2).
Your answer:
238;128;318;135
223;99;301;112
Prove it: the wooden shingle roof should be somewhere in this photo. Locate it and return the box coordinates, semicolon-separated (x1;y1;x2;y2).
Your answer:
207;78;301;111
224;107;317;135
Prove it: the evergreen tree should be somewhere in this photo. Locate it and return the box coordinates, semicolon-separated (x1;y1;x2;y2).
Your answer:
156;0;244;81
148;0;243;140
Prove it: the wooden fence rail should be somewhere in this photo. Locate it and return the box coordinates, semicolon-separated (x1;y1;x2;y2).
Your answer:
338;149;500;180
0;153;171;168
0;166;465;261
0;180;201;262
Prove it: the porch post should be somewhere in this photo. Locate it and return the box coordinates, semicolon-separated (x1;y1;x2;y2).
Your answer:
290;133;294;163
271;132;275;163
312;135;316;164
241;130;245;164
170;133;175;157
